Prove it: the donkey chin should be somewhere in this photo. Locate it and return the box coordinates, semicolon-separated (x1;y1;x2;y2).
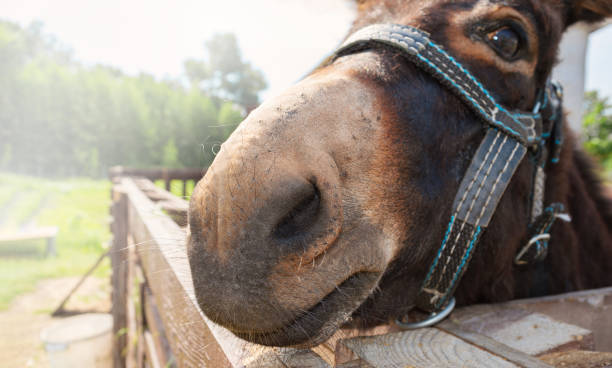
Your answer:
227;271;382;348
187;220;389;347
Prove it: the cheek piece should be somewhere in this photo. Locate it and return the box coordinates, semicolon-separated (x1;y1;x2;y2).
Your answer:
333;24;567;328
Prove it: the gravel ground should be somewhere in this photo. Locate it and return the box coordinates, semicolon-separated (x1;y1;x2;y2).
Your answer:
0;276;111;368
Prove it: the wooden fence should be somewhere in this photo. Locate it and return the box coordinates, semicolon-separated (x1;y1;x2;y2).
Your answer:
109;166;205;197
109;173;612;368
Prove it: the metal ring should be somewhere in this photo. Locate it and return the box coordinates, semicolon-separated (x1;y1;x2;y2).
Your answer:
514;233;551;265
395;298;456;330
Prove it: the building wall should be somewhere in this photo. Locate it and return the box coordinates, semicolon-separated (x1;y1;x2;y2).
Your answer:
552;21;611;134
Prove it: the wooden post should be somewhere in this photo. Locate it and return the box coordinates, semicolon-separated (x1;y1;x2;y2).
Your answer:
142;285;173;366
163;168;171;192
45;237;57;257
111;186;129;368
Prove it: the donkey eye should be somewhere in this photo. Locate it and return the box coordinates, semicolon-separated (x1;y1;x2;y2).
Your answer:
487;27;521;60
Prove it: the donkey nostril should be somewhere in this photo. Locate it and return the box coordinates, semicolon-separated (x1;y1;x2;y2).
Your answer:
273;181;321;240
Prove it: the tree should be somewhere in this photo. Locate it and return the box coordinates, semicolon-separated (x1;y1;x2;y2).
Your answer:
583;91;612;171
162;139;181;168
184;33;267;111
0;21;262;177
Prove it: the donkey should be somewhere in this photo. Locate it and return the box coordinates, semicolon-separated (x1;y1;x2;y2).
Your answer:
188;0;612;348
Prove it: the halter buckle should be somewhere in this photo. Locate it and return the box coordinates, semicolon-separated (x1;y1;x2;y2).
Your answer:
395;297;456;329
515;234;550;265
515;203;570;266
552;80;563;99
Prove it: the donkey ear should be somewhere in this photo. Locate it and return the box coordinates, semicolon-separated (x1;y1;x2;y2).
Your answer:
567;0;612;26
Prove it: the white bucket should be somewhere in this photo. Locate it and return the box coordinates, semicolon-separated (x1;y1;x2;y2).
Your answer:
40;313;113;368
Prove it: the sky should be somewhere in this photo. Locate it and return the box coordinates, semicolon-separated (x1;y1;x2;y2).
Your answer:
0;0;610;100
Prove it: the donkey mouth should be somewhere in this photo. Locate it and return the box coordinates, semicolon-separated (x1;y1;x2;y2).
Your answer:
230;271;380;347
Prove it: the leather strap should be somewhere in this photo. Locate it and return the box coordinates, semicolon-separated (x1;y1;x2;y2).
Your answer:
418;129;526;312
335;24;543;146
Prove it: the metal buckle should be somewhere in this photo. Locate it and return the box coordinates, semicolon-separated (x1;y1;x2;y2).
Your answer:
514;233;550;265
551;80;563;99
395;297;456;329
532;100;542;114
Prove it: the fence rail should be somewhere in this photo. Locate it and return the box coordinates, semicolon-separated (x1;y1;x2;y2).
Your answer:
109;166;205;197
110;175;612;368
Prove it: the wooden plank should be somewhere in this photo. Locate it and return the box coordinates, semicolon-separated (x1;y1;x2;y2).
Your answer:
135;263;147;368
337;328;519;368
133;178;184;203
143;285;173;367
109;166;205;182
156;200;188;227
121;178;327;367
125;234;140;368
0;226;59;257
538;350;612;368
45;236;56;257
504;287;612;352
111;187;128;368
240;348;332;368
144;331;163;368
487;313;592;355
328;324;401;366
278;350;331;368
132;178;188;226
0;226;58;241
438;320;553;368
336;359;374;368
447;305;594;356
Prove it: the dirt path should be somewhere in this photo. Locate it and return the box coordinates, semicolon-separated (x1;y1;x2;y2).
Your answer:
0;276;111;368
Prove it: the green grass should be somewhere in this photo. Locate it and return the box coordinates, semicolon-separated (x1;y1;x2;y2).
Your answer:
0;173;111;310
3;189;53;230
154;179;195;199
0;185;18;209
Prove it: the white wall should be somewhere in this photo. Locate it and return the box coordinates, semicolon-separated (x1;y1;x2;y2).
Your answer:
553;21;611;134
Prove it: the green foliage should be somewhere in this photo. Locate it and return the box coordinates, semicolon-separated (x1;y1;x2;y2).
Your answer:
184;33;267;111
162;139;181;168
583;91;612;171
154;179;196;199
0;173;111;310
0;21;262;177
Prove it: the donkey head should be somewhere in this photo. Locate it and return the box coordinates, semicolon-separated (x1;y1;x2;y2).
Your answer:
188;0;611;347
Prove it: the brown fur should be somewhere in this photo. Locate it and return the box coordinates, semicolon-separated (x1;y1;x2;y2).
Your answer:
187;0;612;347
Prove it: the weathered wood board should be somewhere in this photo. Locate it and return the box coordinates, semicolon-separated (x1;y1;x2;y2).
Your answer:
132;178;189;226
446;305;594;356
0;226;58;256
109;166;204;196
506;288;612;352
337;328;519;368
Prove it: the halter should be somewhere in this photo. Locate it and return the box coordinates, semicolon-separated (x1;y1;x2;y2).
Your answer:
333;24;567;328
